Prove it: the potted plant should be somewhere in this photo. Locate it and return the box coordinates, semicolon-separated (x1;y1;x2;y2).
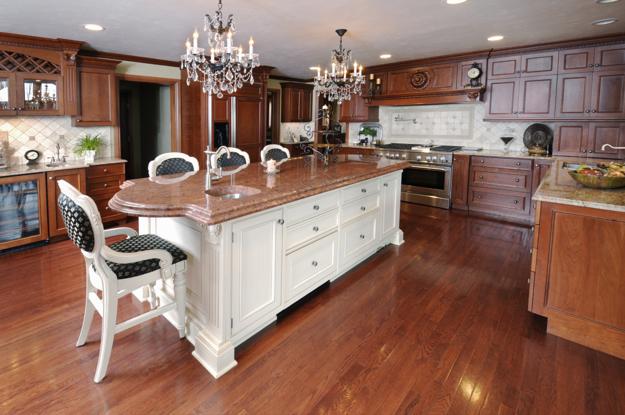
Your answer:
358;126;378;145
74;133;103;164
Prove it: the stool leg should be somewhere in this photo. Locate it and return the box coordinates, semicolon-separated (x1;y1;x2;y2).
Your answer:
77;263;96;347
94;282;118;383
173;271;186;339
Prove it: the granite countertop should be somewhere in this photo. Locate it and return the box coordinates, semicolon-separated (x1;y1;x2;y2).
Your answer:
110;155;409;225
454;149;553;160
0;158;127;178
533;158;625;213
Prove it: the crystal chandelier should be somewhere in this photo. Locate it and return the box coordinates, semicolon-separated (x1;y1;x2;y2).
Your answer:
180;0;259;97
313;29;365;104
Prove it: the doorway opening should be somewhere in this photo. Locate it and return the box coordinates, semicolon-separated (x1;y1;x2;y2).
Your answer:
118;77;179;179
266;88;280;145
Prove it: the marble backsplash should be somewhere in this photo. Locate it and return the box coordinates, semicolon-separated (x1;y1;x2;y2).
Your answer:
348;103;554;152
0;116;113;166
280;122;315;143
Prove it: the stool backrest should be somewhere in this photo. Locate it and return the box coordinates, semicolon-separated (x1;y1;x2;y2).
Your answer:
261;144;291;163
148;152;199;177
214;147;250;168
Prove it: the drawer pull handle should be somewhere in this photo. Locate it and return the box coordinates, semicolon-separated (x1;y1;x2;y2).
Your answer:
514;200;519;205
312;260;318;267
515;162;521;166
480;159;484;163
277;219;284;225
359;234;366;239
312;226;319;232
514;178;520;183
313;205;320;210
361;188;367;193
360;206;366;211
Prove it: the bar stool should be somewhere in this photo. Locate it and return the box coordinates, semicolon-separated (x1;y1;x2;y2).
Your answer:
261;144;290;163
57;180;187;383
212;147;250;168
148;152;199;177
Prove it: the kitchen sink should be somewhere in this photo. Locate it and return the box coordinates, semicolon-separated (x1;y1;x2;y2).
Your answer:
205;185;261;199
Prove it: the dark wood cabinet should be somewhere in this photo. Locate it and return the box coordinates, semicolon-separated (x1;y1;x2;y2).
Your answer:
235;95;264;162
558;48;595;73
339;93;369;123
386;64;456;95
590;69;625;119
553;123;588;157
488;56;521;79
86;163;126;223
588;122;625;159
556;73;593;118
517;75;557;119
594;44;625;71
530;159;554;214
281;82;313;122
74;57;120;126
520;51;558;76
451;154;470;210
46;168;87;237
486;78;519;118
213;96;230;122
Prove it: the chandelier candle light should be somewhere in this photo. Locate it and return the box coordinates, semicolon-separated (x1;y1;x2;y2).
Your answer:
181;0;259;97
313;29;365;104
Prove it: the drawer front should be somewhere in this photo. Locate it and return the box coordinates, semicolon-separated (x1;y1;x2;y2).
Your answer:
469;188;531;216
87;176;123;195
86;163;125;178
340;178;380;204
284;190;339;224
93;194;125;221
341;213;379;261
471;156;532;171
284;232;338;303
285;209;338;251
471;168;531;192
341;193;380;224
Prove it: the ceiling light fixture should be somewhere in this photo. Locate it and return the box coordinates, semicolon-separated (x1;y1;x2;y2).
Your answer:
592;17;618;25
596;0;620;4
309;66;320;71
380;54;392;59
488;35;504;42
446;0;468;4
181;0;259;97
312;28;365;104
83;24;104;31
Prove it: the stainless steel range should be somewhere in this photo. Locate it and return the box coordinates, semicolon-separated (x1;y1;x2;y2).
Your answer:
374;143;462;209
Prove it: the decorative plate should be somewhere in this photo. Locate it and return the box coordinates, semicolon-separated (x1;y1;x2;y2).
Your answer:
523;123;553;153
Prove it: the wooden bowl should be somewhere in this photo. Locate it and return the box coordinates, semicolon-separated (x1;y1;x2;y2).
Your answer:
568;171;625;189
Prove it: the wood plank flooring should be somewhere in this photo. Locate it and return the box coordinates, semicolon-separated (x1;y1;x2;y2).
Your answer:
1;204;624;414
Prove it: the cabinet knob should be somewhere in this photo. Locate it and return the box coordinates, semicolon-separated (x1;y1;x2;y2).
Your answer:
103;168;108;173
479;175;484;180
105;206;110;210
582;149;587;153
592;109;597;113
361;188;367;193
588;64;594;68
360;234;366;239
360;206;366;211
103;183;108;187
588;150;593;153
312;260;318;267
480;159;484;163
277;219;284;225
514;200;519;205
313;205;320;210
383;183;389;187
515;178;520;182
312;226;319;232
585;109;590;113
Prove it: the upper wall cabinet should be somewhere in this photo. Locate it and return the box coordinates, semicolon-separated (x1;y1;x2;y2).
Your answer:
73;57;120;127
281;82;313;122
0;35;81;117
488;52;557;79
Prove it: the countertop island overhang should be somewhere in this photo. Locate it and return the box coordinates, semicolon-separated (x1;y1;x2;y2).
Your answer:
109;155;409;378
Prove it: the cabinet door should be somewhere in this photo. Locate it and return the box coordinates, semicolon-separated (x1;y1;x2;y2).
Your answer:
46;169;87;237
338;100;351;122
594;44;625;71
553;123;588;157
299;88;313;122
234;96;263;162
15;73;64;116
231;208;283;335
281;87;298;122
588;123;625;159
75;69;118;126
531;159;553;195
488;56;521;79
486;79;519;118
520;51;558;76
350;94;369;122
0;72;17;116
558;48;595;73
451;154;470;210
212;96;230;122
380;174;401;237
517;75;557;119
556;73;593;118
590;70;625;119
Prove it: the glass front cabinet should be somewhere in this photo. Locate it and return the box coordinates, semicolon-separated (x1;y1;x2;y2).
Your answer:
0;173;49;250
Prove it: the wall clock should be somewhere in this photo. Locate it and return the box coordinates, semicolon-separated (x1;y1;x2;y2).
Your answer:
466;63;483;88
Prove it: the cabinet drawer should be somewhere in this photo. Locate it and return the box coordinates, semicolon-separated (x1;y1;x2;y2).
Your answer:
471;156;531;171
470;168;531;192
469;188;531;216
284;232;338;304
284;190;339;224
86;163;125;178
285;209;338;251
340;213;379;262
87;176;122;195
341;193;380;224
93;194;125;222
340;178;380;204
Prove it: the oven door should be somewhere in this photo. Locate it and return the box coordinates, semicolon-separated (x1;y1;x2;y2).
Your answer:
401;164;452;208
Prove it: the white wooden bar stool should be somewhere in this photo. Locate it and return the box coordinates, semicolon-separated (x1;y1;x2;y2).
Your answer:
212;147;250;168
57;180;188;383
147;152;199;177
260;144;290;163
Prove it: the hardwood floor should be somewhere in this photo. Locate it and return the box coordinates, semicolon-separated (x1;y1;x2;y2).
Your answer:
1;204;624;414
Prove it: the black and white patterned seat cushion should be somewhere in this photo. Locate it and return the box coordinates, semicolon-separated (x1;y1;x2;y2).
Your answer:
265;148;289;162
104;234;187;279
155;158;195;176
217;152;247;168
58;193;95;252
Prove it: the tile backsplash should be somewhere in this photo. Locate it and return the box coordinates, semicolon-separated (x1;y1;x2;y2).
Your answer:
348;103;554;152
0;116;113;166
280;122;315;143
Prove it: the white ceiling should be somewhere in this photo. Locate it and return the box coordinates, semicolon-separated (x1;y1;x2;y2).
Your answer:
2;0;625;78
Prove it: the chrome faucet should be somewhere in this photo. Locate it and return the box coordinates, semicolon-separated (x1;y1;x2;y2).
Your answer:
204;146;231;189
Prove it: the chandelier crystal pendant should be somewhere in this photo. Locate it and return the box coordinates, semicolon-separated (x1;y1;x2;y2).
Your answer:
313;29;365;104
180;0;259;97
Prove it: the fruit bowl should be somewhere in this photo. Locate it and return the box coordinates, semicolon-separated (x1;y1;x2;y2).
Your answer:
568;171;625;189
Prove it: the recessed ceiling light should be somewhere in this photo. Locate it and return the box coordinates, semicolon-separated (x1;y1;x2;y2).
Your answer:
488;35;504;42
596;0;620;4
83;24;104;31
380;54;392;59
592;17;618;25
446;0;467;4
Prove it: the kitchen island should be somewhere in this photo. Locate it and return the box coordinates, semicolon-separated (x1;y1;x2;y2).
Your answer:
530;159;625;360
110;155;409;378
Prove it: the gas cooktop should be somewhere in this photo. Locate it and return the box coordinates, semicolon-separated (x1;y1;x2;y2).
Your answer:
374;143;462;152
